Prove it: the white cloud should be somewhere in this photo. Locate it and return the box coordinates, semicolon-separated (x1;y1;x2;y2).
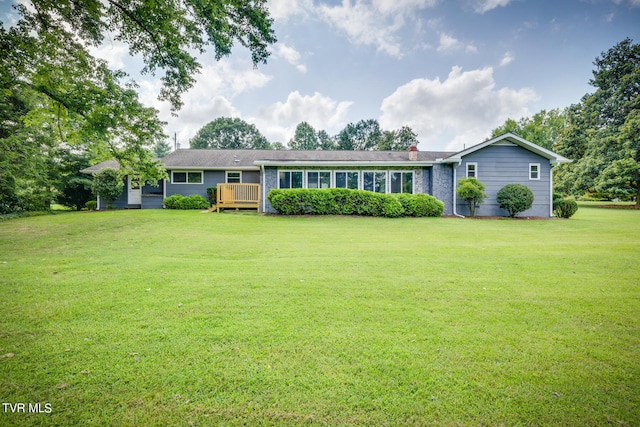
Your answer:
274;43;307;73
379;66;538;151
137;57;271;147
499;51;514;66
266;0;313;21
437;33;477;54
318;0;403;57
317;0;438;57
253;91;353;143
472;0;512;14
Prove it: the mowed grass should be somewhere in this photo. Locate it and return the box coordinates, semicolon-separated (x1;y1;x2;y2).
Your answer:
0;205;638;426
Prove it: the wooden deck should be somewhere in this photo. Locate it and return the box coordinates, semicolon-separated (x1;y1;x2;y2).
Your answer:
210;183;260;212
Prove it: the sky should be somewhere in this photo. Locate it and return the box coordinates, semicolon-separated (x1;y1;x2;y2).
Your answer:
2;0;640;152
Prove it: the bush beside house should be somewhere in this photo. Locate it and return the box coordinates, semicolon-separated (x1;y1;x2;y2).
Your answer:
164;194;210;210
267;189;444;218
497;184;534;217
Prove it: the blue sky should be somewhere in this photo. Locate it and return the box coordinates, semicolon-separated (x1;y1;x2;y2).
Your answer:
2;0;640;151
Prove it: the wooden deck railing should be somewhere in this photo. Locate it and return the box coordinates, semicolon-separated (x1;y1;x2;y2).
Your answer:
211;183;260;212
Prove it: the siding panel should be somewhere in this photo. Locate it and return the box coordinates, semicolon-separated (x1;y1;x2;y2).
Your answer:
457;145;552;217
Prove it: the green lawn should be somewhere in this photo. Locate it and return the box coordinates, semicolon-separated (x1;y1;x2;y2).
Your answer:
0;205;638;426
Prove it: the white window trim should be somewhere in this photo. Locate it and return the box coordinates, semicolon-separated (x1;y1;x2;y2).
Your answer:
306;171;332;189
529;163;541;180
278;170;304;189
334;171;360;190
225;171;243;183
362;171;388;194
466;162;478;178
171;170;203;184
389;170;415;194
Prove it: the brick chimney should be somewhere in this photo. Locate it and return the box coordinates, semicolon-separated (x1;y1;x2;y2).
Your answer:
409;144;418;161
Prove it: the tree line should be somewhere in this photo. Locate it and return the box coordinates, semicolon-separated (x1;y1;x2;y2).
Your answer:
488;38;639;206
188;118;420;151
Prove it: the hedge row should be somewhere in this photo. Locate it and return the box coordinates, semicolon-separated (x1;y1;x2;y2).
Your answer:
164;194;210;210
267;188;444;218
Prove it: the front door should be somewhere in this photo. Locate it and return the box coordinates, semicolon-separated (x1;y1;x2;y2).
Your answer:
128;176;141;205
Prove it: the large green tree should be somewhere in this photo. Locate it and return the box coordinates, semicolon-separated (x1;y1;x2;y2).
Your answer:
554;38;640;204
336;119;382;151
379;126;419;151
289;122;319;150
190;117;271;149
0;0;276;209
491;109;566;150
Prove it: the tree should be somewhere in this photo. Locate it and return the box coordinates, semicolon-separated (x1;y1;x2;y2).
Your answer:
378;126;419;151
91;168;124;208
318;130;336;150
456;178;487;217
190;117;271;149
289;122;319;150
55;150;94;211
153;140;172;158
491;109;566;150
0;0;276;200
496;184;534;217
554;38;640;205
336;119;382;150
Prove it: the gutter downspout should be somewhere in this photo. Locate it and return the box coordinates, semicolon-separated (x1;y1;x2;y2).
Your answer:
452;161;465;218
260;164;266;213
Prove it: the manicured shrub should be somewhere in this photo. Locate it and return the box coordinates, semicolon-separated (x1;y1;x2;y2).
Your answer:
497;184;534;217
164;194;210;210
85;200;97;210
553;198;579;218
267;188;444;218
456;177;487;217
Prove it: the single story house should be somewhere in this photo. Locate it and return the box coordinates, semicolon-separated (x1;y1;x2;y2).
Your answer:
81;133;571;217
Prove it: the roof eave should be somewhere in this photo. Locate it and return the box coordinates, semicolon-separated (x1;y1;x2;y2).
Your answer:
253;160;438;167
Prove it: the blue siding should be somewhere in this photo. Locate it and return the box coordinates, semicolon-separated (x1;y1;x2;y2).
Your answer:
165;170;225;200
456;144;552;217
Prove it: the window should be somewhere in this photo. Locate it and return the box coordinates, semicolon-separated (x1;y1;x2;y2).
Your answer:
335;172;359;190
529;163;540;180
226;171;242;183
172;171;203;184
390;172;413;194
307;171;331;189
363;171;386;193
466;163;477;178
279;171;303;189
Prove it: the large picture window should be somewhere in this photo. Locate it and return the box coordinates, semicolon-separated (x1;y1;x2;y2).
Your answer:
335;172;359;190
363;171;386;193
307;171;331;189
172;171;203;184
279;171;303;189
390;172;413;193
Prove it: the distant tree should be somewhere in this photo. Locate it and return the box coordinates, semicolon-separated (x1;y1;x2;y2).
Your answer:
554;38;640;205
317;130;336;150
190;117;271;149
456;177;487;217
91;168;123;208
272;142;286;150
153;140;172;158
491;109;566;150
336;119;381;150
289;122;319;150
378;126;419;151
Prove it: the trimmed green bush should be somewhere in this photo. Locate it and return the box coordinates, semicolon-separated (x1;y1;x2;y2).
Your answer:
85;200;97;211
553;198;579;218
267;188;444;218
164;194;210;210
497;184;535;217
